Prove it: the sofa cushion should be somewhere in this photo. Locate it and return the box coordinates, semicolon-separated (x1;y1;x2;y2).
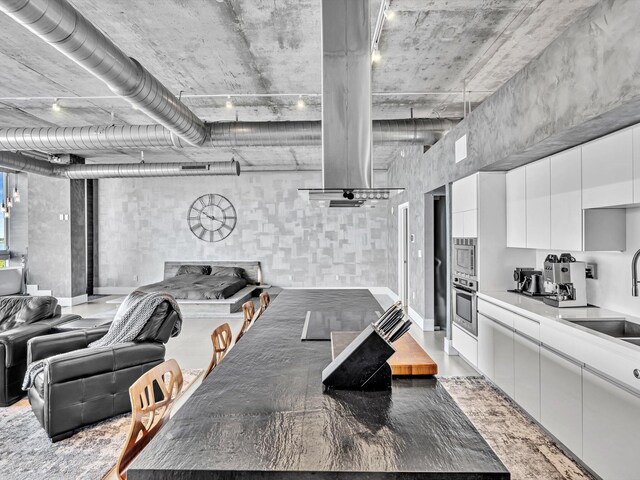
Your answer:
0;296;58;327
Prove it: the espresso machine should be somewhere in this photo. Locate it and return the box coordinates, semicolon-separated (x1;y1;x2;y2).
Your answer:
512;268;544;296
542;254;587;307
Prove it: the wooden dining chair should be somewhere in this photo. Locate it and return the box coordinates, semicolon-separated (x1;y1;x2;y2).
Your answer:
103;359;184;480
235;300;255;343
204;323;232;378
259;291;270;309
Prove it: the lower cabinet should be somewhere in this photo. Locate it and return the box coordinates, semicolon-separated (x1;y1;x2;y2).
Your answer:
477;314;495;379
540;345;583;458
582;368;640;480
452;324;477;367
493;320;515;398
514;332;541;421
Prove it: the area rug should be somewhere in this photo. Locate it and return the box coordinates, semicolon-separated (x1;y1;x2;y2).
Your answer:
0;369;202;480
439;376;594;480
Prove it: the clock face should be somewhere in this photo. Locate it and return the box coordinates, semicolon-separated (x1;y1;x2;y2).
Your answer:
187;194;237;242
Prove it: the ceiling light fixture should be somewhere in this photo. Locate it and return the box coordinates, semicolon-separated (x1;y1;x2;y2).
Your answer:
225;96;233;109
372;48;382;63
51;98;61;112
296;95;305;109
384;9;395;20
6;196;12;209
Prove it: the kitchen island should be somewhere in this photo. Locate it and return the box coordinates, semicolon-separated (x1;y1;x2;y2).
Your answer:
128;289;509;479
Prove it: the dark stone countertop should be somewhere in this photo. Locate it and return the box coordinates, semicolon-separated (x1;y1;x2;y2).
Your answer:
128;289;509;479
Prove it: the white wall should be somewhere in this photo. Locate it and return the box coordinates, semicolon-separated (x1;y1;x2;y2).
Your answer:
535;206;640;316
97;170;389;289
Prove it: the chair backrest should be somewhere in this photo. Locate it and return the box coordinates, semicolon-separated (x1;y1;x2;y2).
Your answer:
204;323;232;378
113;359;183;479
235;301;255;343
259;291;270;309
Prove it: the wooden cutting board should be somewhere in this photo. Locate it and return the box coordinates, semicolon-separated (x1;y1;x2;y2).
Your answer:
331;331;438;376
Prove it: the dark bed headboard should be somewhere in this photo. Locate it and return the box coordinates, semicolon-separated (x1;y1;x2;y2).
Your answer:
163;261;262;284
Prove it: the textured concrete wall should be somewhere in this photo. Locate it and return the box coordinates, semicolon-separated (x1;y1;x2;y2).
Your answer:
97;171;389;288
388;0;640;320
69;179;87;297
27;175;73;296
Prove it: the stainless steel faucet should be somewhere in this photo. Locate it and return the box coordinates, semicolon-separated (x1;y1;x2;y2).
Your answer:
633;248;640;296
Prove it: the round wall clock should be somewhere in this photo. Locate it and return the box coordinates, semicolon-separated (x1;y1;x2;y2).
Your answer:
187;194;237;242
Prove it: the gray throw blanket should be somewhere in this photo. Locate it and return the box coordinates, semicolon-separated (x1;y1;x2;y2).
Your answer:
22;291;182;390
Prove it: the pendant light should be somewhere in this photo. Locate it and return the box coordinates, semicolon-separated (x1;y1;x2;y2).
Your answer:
13;175;20;203
6;196;12;209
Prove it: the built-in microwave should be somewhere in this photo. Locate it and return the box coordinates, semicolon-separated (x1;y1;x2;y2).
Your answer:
453;237;477;278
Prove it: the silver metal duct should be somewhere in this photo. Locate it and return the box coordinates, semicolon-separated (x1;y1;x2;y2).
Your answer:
321;0;372;189
0;125;178;151
0;118;453;151
209;119;451;147
0;151;240;178
0;0;206;146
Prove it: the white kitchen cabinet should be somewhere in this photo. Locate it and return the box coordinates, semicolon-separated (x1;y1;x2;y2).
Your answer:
506;167;526;248
550;148;582;251
540;345;582;458
513;332;540;421
634;126;640;204
582;127;633;208
525;158;551;249
462;210;477;237
452;324;478;367
452;174;478;213
493;320;515;397
583;368;640;480
452;212;464;238
477;314;495;380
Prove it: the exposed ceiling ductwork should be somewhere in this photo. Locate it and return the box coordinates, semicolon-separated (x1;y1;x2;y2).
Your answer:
0;151;240;179
0;0;207;146
0;118;453;152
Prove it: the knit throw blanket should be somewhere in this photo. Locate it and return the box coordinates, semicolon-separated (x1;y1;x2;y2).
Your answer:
22;290;182;390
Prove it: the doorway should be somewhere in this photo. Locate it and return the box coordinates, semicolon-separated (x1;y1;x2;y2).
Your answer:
398;203;409;309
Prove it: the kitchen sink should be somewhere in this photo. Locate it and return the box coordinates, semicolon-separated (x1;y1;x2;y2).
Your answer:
569;319;640;338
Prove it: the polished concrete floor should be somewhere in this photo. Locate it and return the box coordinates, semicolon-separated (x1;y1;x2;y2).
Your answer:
63;290;477;376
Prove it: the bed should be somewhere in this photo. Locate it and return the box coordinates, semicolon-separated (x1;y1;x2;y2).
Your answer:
108;261;263;314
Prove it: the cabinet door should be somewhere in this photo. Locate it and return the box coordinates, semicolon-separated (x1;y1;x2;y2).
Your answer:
583;368;640;480
452;174;478;213
452;324;477;367
550;149;582;251
514;332;541;421
452;212;465;238
540;346;582;457
525;158;551;249
634;126;640;204
506;167;526;248
462;210;477;238
493;320;514;398
582;128;633;208
477;314;495;380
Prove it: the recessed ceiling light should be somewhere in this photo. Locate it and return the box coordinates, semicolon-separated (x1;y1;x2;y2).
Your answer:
296;95;305;109
372;48;381;63
225;96;233;109
51;98;61;112
384;10;395;20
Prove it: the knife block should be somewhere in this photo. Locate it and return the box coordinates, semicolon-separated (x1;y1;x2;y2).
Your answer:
321;324;395;391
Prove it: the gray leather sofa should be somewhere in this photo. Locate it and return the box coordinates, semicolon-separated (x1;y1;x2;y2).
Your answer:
0;296;79;406
26;301;180;442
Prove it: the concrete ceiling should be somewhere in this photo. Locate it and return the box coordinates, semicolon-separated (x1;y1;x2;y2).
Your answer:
0;0;598;171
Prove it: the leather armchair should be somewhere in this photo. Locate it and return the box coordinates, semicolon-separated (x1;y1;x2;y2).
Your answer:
0;297;79;407
27;303;180;442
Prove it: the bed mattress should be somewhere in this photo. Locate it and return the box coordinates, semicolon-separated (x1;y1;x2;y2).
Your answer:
137;274;248;300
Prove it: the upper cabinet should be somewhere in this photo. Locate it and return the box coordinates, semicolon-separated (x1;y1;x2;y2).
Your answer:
506;167;526;248
452;174;478;238
525;158;550;249
634;126;640;204
582;127;633;208
452;174;477;213
550;148;582;251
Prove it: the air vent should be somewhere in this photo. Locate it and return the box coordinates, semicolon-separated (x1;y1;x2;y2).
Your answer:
329;200;364;208
180;164;210;171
